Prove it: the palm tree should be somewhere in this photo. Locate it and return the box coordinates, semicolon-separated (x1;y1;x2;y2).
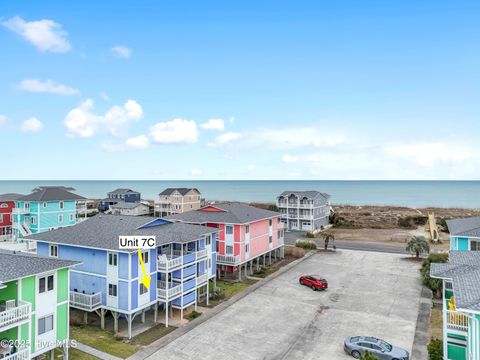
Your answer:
406;235;430;258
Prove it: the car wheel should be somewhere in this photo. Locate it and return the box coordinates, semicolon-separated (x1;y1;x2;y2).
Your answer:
351;350;361;359
299;280;304;285
311;285;316;291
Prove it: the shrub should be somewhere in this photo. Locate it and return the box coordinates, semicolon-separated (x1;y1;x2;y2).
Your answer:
295;240;317;250
359;351;379;360
285;246;305;258
185;311;202;321
406;235;430;258
209;287;225;301
421;253;449;297
427;338;443;360
399;215;427;228
439;218;449;233
267;204;279;212
305;232;315;238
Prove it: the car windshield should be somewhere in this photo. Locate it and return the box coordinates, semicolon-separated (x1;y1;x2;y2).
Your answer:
380;341;392;351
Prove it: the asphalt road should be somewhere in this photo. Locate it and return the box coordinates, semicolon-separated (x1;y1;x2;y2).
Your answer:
284;231;409;254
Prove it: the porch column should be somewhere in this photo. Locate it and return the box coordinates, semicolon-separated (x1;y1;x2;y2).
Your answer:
63;344;69;360
100;309;106;330
154;304;158;323
141;309;146;323
50;349;54;360
113;312;119;333
165;302;169;327
206;282;210;306
127;314;132;339
83;311;88;324
269;251;272;265
238;264;242;281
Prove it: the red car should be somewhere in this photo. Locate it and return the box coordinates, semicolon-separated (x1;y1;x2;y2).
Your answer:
299;275;328;291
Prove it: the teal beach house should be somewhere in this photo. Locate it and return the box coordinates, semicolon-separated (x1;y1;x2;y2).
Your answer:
447;217;480;251
12;186;86;239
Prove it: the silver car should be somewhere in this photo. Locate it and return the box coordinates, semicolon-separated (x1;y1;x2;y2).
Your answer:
344;336;409;360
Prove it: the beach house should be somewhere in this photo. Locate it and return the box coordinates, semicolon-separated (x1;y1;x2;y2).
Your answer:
23;215;217;337
155;188;202;216
276;190;331;231
12;186;87;239
430;251;480;360
98;188;142;212
0;194;23;241
0;250;78;360
165;202;284;280
447;217;480;251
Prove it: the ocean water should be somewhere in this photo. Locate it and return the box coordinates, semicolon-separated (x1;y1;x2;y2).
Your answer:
0;180;479;208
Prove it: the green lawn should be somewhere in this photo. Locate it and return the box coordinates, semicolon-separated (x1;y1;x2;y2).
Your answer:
54;347;99;360
206;279;257;307
430;303;443;340
252;264;281;278
130;324;176;346
70;325;138;359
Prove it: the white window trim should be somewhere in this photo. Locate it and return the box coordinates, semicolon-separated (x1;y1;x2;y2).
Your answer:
38;313;55;335
49;244;58;258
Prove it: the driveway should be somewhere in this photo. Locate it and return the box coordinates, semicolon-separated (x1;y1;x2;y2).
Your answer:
147;250;422;360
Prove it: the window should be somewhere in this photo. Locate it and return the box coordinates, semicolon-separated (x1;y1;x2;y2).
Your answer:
226;245;233;254
245;225;250;234
269;219;272;226
139;283;148;295
49;245;58;257
108;253;118;266
70;214;75;221
39;275;54;293
38;315;54;335
108;284;117;297
216;241;219;252
59;201;64;209
277;230;281;239
269;236;272;243
471;241;480;251
30;217;36;225
225;225;233;235
143;251;149;264
0;214;2;223
205;235;211;245
245;244;249;253
25;202;29;210
58;214;64;223
43;202;47;208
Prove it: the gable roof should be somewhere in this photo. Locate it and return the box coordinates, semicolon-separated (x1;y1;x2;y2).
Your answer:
108;188;140;195
0;193;24;201
22;214;218;252
278;190;330;201
165;202;280;224
0;250;79;283
159;188;200;196
431;251;480;312
19;186;86;202
447;217;480;237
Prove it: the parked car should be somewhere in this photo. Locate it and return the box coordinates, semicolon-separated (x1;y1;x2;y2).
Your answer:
344;336;409;360
298;274;328;291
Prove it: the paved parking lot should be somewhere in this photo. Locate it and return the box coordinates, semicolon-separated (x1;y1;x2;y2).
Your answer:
147;250;422;360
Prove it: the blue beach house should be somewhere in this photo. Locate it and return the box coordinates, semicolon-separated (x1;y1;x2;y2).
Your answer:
12;186;86;239
447;217;480;251
22;215;218;338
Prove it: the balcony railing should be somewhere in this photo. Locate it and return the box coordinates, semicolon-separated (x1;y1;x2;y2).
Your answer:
157;248;209;271
0;346;29;360
0;301;30;330
12;208;30;215
196;273;209;286
446;310;469;333
196;248;208;259
69;291;102;311
216;254;240;265
157;282;182;300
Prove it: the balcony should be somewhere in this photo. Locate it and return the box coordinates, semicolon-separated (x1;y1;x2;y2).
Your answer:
11;208;30;215
157;249;209;271
216;254;240;265
446;310;469;333
196;273;209;286
69;291;102;311
0;346;29;360
157;255;183;271
196;248;208;259
0;301;30;331
157;281;182;300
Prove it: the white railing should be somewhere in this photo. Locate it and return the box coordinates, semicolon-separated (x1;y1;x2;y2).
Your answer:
69;291;102;311
0;235;13;241
12;208;30;215
298;203;314;209
0;301;30;330
196;273;209;286
1;347;30;360
446;310;469;333
157;284;182;299
298;214;313;219
196;248;208;259
445;282;453;291
216;254;240;265
157;255;183;271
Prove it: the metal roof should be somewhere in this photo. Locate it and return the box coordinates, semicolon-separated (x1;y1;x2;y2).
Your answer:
19;186;86;202
23;214;218;252
166;202;280;224
0;250;80;283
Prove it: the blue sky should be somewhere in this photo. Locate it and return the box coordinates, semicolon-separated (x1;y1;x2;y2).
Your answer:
1;1;479;180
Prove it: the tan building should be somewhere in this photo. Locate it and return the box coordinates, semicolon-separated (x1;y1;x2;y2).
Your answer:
155;188;201;216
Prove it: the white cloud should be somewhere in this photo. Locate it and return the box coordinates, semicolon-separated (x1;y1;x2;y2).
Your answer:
110;46;132;59
125;135;150;150
64;99;143;138
99;92;109;101
200;118;224;131
282;154;299;163
19;79;78;95
21;117;43;132
150;118;198;144
0;115;6;127
2;16;70;53
191;169;202;176
229;117;235;124
207;132;241;147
